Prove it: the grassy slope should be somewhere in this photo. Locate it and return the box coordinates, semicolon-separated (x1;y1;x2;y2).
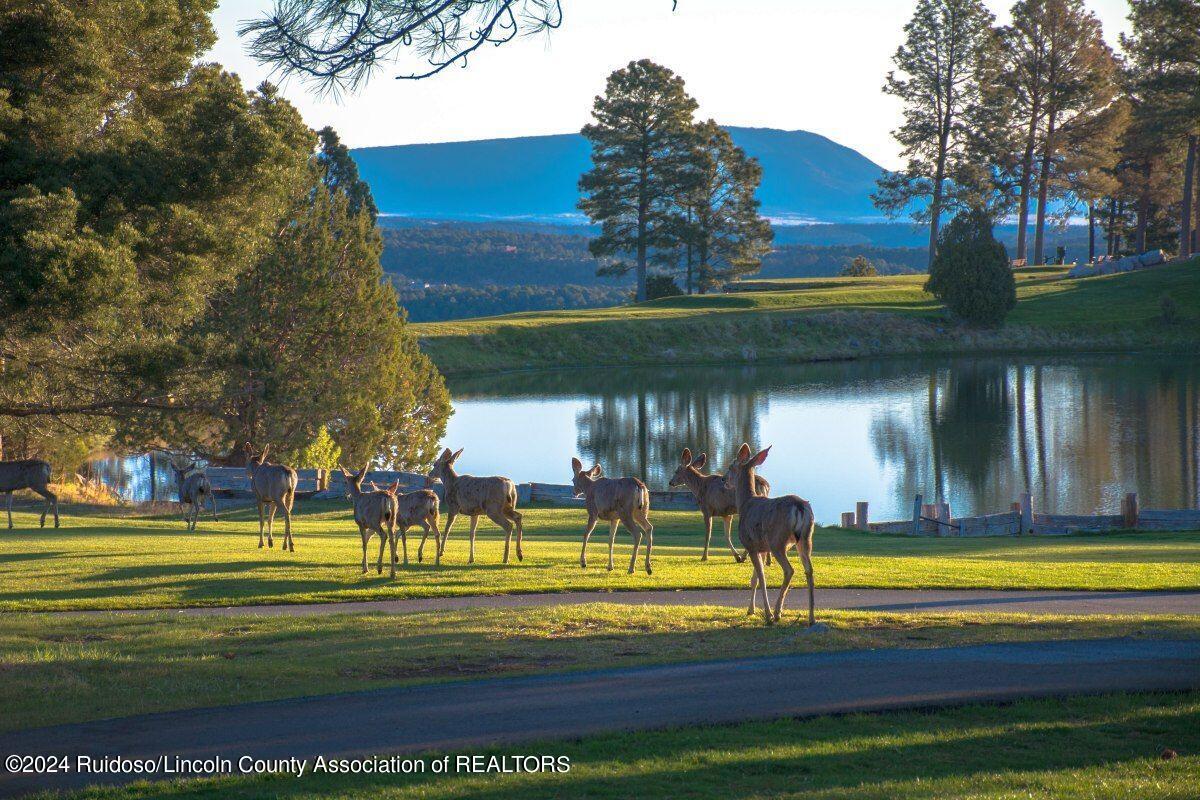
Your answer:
6;605;1196;733
413;262;1200;373
44;693;1200;800
1;502;1198;611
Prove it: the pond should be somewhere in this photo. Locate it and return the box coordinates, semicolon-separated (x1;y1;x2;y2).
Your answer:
442;354;1200;523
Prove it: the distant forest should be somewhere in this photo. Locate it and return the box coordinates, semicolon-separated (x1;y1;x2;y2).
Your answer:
382;218;1091;321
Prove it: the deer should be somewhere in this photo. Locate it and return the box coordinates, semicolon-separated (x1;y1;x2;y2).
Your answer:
170;461;218;531
341;465;401;577
242;444;298;552
724;443;817;626
570;457;654;575
1;459;59;529
425;447;524;564
358;472;441;571
669;447;771;562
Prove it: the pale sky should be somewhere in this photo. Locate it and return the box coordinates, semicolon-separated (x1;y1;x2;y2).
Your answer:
208;0;1132;170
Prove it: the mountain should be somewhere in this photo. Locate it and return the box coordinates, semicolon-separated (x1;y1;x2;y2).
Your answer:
351;127;887;224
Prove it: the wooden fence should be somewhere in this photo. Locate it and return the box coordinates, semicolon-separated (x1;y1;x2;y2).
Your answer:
841;492;1200;536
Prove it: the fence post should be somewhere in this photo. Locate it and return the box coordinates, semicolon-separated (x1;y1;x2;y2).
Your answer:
840;512;856;529
937;503;951;537
1121;492;1139;529
911;494;923;537
855;501;869;531
1020;492;1033;535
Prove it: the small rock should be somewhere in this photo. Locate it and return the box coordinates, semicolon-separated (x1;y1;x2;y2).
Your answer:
799;621;831;635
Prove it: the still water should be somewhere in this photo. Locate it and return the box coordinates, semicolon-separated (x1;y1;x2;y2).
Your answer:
442;355;1200;523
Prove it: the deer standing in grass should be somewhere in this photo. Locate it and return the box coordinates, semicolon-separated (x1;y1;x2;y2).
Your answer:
171;462;218;531
724;444;817;626
361;472;441;570
669;447;771;562
342;466;401;577
426;448;524;564
570;457;654;575
243;444;298;552
1;459;58;529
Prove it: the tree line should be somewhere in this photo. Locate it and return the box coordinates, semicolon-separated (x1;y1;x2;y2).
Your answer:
0;1;450;470
879;0;1200;267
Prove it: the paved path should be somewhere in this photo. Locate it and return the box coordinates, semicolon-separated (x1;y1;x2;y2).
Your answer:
2;638;1198;797
64;588;1200;618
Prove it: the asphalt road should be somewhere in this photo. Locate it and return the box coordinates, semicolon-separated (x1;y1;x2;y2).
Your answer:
2;637;1198;797
66;588;1200;618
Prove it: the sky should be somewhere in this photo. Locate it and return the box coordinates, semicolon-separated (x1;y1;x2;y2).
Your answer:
208;0;1133;170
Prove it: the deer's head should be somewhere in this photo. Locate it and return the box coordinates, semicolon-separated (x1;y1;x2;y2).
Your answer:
570;457;603;498
426;447;462;487
724;443;771;492
669;448;706;488
339;464;369;497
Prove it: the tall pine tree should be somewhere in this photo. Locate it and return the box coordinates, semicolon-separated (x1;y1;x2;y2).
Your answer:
579;60;699;302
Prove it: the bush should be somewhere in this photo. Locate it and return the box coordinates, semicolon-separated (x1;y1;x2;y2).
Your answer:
296;426;342;470
645;275;683;300
840;256;878;277
925;209;1016;326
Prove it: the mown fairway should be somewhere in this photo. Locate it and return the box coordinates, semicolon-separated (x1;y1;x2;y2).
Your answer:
414;262;1200;373
2;501;1198;611
34;692;1200;800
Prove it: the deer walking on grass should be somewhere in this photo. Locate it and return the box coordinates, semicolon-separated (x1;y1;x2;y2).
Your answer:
355;471;441;573
171;462;218;531
243;444;298;552
669;447;771;562
426;448;524;564
570;457;653;575
724;444;817;626
1;459;58;529
342;466;401;577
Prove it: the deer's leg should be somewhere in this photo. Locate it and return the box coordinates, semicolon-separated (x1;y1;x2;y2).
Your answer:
5;492;12;530
398;523;409;567
256;502;266;548
623;514;643;576
417;518;435;564
377;527;388;574
724;516;744;562
438;510;458;560
466;515;480;564
751;551;773;625
799;533;816;627
191;502;199;532
360;526;369;573
771;543;795;623
509;508;524;561
266;503;276;548
701;512;713;562
640;515;654;575
579;514;599;569
487;510;514;564
35;486;55;529
606;519;618;571
388;521;399;579
210;492;219;522
282;492;295;552
748;562;759;615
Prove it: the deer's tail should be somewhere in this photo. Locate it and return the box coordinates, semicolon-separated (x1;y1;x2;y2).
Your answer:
790;498;816;545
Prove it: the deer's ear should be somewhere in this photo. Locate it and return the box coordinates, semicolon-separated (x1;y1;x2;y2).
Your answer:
388;480;400;493
259;444;270;462
737;443;752;463
589;464;603;478
450;448;464;464
571;457;584;475
680;447;692;465
748;446;772;469
438;448;452;462
692;453;707;469
339;466;351;478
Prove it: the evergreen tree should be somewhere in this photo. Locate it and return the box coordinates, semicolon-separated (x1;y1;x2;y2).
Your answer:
681;121;773;293
874;0;999;267
926;209;1016;326
841;256;879;277
579;60;699;302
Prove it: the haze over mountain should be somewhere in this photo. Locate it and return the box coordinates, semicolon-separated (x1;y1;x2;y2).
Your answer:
352;127;887;224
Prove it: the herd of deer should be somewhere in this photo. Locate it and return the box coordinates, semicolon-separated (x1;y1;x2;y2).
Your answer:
0;442;817;625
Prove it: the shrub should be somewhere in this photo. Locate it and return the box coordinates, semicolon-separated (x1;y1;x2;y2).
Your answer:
840;256;879;277
645;274;683;300
296;426;342;470
925;209;1016;326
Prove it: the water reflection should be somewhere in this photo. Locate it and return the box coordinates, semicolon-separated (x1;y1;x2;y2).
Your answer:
86;452;179;504
446;356;1200;521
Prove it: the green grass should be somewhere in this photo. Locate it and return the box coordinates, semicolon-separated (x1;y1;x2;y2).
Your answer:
5;603;1196;733
1;502;1198;611
42;692;1200;799
413;261;1200;373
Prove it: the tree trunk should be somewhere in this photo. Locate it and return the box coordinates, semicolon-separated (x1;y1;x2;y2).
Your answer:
1088;203;1096;264
1015;101;1041;264
1032;113;1057;266
635;222;647;303
928;157;945;268
1106;197;1117;256
1181;135;1197;259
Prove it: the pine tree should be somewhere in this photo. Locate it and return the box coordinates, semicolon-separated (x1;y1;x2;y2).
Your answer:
926;209;1016;326
874;0;999;267
682;121;773;293
579;60;699;302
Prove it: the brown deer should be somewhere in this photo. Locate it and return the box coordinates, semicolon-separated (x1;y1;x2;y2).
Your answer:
341;465;401;577
243;444;298;552
570;457;654;575
171;462;218;531
426;448;524;564
669;447;771;562
724;443;817;626
1;459;58;529
367;478;442;567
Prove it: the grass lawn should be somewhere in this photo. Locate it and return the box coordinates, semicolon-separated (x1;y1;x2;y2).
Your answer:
413;261;1200;373
39;692;1200;799
4;604;1197;733
1;501;1198;611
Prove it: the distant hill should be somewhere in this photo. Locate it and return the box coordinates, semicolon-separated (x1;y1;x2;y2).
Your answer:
352;128;887;223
